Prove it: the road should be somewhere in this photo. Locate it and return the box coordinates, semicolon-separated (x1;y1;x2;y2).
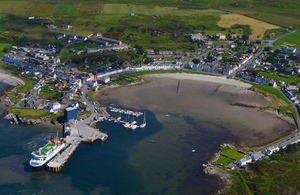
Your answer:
276;87;300;128
57;41;82;60
79;81;101;125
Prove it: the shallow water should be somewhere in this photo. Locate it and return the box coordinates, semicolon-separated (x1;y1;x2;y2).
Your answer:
0;76;294;195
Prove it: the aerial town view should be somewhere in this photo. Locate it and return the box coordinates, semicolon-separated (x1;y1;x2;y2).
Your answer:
0;0;299;194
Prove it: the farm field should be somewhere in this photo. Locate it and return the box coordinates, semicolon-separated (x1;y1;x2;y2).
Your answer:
5;2;37;16
222;7;300;27
64;14;222;50
75;4;102;15
0;1;28;13
50;2;79;16
103;4;224;16
275;31;300;47
30;4;56;17
218;14;279;40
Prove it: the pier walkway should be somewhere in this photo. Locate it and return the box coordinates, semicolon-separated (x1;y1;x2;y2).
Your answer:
46;120;108;172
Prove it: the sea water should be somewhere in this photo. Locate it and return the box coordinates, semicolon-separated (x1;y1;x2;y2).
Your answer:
0;103;233;194
0;78;237;195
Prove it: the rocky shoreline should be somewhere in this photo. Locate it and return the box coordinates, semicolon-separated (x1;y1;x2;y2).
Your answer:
4;112;58;125
202;143;235;191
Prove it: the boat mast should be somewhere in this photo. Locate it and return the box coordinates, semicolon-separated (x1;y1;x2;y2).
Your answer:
55;130;58;145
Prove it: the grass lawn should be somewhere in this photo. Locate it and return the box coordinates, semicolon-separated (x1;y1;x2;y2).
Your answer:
252;84;297;119
275;31;300;47
0;42;11;57
111;74;141;85
218;14;279;40
15;77;34;94
78;110;91;117
8;108;50;119
134;70;221;76
215;155;233;166
221;146;245;160
252;84;290;106
88;90;96;103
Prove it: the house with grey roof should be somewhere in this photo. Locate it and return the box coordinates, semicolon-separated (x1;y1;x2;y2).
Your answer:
237;156;252;167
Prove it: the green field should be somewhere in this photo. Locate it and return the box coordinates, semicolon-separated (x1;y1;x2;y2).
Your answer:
75;3;102;15
224;143;300;194
275;31;300;47
0;43;11;57
15;77;34;94
30;4;56;17
111;74;141;85
260;71;300;86
134;69;221;77
50;2;79;16
0;1;29;13
0;0;297;49
215;155;233;166
221;147;245;160
88;90;96;103
103;4;223;16
8;108;50;119
253;84;290;105
252;84;297;119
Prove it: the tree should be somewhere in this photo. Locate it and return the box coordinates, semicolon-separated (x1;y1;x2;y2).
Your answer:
3;48;9;53
144;58;154;64
192;58;200;64
242;34;249;41
134;44;144;55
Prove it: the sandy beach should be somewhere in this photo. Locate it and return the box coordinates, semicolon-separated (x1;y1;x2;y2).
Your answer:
0;68;24;87
96;73;295;148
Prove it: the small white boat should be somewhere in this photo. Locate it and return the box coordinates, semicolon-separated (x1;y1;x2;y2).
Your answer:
123;123;130;128
140;112;146;128
131;124;138;130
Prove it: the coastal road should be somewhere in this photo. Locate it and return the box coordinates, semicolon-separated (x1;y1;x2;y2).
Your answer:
276;87;300;128
80;81;98;124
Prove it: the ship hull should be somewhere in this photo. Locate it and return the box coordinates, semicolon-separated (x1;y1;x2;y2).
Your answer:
29;143;66;171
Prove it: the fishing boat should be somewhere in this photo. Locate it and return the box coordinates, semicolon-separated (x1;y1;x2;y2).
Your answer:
99;133;108;142
29;133;66;170
123;114;131;128
140;112;146;128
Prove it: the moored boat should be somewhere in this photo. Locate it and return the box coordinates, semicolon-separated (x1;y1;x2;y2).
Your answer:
29;136;66;170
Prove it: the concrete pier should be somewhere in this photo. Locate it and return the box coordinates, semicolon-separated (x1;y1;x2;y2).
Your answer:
46;120;108;172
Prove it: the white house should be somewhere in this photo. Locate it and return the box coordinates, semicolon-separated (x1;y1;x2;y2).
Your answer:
100;76;110;84
46;102;62;113
237;156;252;167
262;145;279;155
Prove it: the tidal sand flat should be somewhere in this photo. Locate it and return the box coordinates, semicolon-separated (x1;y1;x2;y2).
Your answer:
97;73;295;148
95;73;295;194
